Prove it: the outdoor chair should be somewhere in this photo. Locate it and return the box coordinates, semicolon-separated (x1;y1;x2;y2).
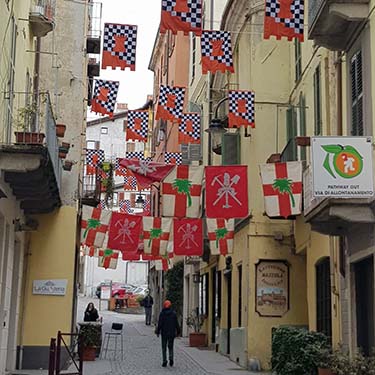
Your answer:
101;323;124;360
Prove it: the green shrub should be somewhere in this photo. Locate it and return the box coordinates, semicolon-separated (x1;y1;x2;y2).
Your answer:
165;261;184;320
79;323;101;347
271;326;330;375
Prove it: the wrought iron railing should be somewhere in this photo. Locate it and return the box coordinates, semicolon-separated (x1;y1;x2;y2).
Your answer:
308;0;325;32
87;1;102;39
31;0;56;22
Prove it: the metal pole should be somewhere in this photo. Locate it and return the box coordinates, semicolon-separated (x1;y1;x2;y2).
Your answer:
56;331;61;375
48;338;56;375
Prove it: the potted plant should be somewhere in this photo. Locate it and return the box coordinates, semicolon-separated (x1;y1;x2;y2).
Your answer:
56;124;66;137
295;136;311;147
78;322;102;361
318;348;336;375
14;104;45;144
63;160;74;171
61;141;70;150
186;308;207;347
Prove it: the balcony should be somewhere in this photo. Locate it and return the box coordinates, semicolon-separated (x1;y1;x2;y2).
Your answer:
303;166;375;235
0;92;61;214
308;0;369;50
81;169;101;207
88;56;100;77
29;0;56;37
87;2;102;54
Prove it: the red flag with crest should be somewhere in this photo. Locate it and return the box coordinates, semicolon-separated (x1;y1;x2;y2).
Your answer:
174;218;203;256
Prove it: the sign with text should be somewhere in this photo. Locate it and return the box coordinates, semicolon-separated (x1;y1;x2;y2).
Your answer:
255;260;289;317
312;137;374;198
32;279;67;296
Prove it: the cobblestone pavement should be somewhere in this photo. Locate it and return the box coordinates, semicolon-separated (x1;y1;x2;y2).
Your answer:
79;297;271;375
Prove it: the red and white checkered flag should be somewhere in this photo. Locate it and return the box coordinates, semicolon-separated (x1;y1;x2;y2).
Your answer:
259;162;303;218
102;23;137;71
201;31;234;74
126;110;149;142
155;85;186;123
178;113;201;144
264;0;304;42
160;0;202;36
207;218;234;256
228;90;255;128
91;79;119;118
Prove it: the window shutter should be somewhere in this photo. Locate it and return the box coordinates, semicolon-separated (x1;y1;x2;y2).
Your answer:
222;132;240;165
351;51;364;136
313;65;322;135
284;107;297;162
181;144;202;164
299;96;306;161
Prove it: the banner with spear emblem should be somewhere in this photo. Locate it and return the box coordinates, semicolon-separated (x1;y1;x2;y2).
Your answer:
173;218;203;256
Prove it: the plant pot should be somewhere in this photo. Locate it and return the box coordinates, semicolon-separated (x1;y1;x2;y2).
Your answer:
56;124;66;137
81;346;96;361
295;136;311;147
189;332;207;347
59;151;68;159
318;368;336;375
14;132;45;144
61;142;70;150
63;161;73;171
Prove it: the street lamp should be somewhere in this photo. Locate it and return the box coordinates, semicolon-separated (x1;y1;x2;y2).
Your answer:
205;118;227;155
135;194;145;209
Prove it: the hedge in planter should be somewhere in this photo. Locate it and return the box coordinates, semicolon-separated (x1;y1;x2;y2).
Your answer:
271;326;330;375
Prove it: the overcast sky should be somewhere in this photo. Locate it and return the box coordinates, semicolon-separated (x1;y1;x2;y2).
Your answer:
95;0;161;111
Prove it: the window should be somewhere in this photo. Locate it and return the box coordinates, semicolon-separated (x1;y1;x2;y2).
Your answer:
200;273;209;315
101;126;108;134
294;39;302;82
313;64;322;135
191;34;196;82
350;50;363;136
282;106;297;162
86;140;99;149
316;257;332;340
238;264;242;327
298;94;307;161
222;132;240;165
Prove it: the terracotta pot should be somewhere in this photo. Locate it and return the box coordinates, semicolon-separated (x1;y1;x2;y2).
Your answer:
295;136;311;147
59;151;67;159
14;132;45;144
55;124;66;138
266;153;281;163
189;332;207;347
63;161;73;171
318;368;336;375
61;142;70;149
81;346;96;361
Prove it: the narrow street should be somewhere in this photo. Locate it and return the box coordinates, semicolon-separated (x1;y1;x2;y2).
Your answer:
78;297;270;375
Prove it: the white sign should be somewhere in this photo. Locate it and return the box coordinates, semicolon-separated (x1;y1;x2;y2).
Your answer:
32;279;68;296
303;166;325;215
100;285;111;300
312;137;374;198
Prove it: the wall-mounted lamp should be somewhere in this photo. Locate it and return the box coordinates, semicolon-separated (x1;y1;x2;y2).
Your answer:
192;272;201;284
135;194;145;209
205;118;227;155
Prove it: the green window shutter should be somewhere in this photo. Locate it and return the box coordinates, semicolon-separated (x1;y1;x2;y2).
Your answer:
351;50;364;136
299;95;306;161
222;132;240;165
284;106;297;162
313;64;322;136
294;39;302;82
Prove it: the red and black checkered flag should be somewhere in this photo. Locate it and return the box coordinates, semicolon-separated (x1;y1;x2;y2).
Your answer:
102;23;137;71
160;0;202;36
115;158;127;176
155;85;186;123
126;110;149;142
178;113;200;144
201;31;234;74
91;79;119;118
165;152;182;165
264;0;304;42
228;90;255;128
85;149;105;175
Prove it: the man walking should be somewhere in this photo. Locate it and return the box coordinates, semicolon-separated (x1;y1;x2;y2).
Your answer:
155;300;181;367
143;290;154;325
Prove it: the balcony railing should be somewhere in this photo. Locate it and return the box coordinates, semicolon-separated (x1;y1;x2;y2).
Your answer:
29;0;56;37
81;168;101;207
87;2;102;54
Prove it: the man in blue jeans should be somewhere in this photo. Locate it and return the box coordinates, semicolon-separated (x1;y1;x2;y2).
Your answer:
155;300;181;367
143;290;153;325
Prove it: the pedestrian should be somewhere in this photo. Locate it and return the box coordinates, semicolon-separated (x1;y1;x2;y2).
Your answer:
142;290;154;325
83;302;100;322
155;300;181;367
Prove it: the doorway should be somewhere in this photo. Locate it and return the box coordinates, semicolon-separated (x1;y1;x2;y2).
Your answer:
354;256;374;356
225;271;232;355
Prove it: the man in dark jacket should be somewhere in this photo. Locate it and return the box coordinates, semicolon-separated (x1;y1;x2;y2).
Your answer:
143;290;153;325
155;300;181;367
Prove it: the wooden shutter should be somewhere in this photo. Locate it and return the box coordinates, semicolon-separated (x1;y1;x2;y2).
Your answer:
284;107;297;161
351;51;364;136
299;95;306;161
222;132;240;165
313;65;322;135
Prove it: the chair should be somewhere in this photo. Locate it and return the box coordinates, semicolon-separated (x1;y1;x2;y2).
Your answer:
101;323;124;360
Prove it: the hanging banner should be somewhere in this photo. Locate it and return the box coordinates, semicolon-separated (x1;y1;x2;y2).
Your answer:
155;85;186;123
91;79;119;118
228;90;255;128
178;113;201;144
126;110;149;142
207;218;234;256
312;137;374;198
143;217;172;256
173;218;203;256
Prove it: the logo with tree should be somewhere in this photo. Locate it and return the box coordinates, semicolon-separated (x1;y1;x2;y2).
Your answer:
321;144;363;179
272;178;296;208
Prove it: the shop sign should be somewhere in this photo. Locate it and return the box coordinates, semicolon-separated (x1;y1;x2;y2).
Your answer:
312;137;374;198
100;282;112;300
32;279;67;296
255;260;289;317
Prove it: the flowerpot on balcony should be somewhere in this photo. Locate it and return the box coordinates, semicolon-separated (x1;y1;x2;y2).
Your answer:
318;368;336;375
295;136;311;147
59;152;67;159
81;346;96;361
61;142;70;150
266;153;281;163
56;124;66;138
189;332;207;347
14;132;45;144
63;161;73;171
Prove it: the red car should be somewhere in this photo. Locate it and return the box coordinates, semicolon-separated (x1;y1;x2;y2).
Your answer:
111;283;134;299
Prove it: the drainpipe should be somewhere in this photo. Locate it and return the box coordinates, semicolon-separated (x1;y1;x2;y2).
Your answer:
32;37;41;132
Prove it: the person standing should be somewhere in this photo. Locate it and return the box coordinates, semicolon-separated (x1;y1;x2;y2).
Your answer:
155;300;181;367
143;290;154;325
83;302;100;322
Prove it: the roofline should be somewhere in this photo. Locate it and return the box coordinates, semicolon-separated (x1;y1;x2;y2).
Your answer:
87;111;128;127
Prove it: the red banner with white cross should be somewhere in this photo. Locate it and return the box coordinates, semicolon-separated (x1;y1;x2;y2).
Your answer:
162;165;204;218
81;205;112;248
143;217;172;256
259;161;303;218
107;212;142;253
173;218;203;256
98;249;119;269
264;0;304;42
81;245;99;257
207;218;234;256
205;166;248;219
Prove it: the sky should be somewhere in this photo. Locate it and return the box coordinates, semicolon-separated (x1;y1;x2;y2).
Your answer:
92;0;161;114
